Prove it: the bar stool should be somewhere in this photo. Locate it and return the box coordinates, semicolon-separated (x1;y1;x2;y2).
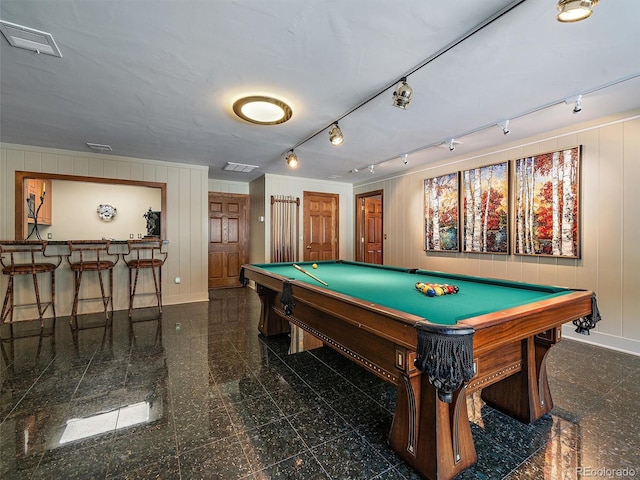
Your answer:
67;240;119;326
123;239;167;317
0;241;62;331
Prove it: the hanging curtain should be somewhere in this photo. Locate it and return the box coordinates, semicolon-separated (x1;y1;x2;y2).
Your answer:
271;195;300;262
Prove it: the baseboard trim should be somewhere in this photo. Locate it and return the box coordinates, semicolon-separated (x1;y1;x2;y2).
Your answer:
562;325;640;357
164;293;209;305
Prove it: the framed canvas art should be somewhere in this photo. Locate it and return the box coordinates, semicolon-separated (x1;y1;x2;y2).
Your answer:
424;172;459;251
514;146;581;257
462;161;509;254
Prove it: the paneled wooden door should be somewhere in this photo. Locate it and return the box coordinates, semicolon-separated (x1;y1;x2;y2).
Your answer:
303;191;339;261
208;193;249;288
355;190;383;264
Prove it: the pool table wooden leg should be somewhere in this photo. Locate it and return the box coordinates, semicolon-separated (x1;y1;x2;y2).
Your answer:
390;371;476;480
480;329;559;423
256;285;290;336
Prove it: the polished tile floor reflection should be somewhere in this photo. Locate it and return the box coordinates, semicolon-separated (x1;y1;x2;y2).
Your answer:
1;288;639;479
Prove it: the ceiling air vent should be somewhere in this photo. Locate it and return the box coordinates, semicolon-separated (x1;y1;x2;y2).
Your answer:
0;20;62;57
223;162;259;173
86;143;112;152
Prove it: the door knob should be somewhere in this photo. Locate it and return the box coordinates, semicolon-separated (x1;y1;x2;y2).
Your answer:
306;245;311;249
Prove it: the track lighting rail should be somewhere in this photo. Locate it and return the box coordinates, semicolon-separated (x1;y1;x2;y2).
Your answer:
283;0;527;162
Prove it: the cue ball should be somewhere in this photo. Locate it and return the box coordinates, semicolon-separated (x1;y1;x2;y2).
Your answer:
312;263;318;269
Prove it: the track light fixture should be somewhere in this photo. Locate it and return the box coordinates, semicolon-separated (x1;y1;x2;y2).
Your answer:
368;165;375;174
573;94;582;113
285;150;298;168
328;122;344;146
392;77;413;109
498;120;510;135
557;0;598;22
402;153;408;165
448;139;455;152
564;94;583;114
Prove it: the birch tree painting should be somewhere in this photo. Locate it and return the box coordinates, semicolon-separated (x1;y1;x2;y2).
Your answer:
424;173;459;251
514;146;580;257
462;162;509;253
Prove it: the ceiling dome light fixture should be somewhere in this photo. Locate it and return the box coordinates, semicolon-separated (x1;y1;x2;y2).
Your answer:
392;77;413;109
328;122;344;146
285;150;298;168
557;0;598;22
232;95;293;125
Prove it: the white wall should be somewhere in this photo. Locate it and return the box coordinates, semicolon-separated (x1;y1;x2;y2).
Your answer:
1;143;209;318
354;112;640;356
208;178;250;194
48;179;161;240
253;174;354;263
248;175;266;264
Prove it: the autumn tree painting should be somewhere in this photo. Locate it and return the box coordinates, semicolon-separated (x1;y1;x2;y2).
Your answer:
462;162;509;253
514;146;580;257
424;173;459;251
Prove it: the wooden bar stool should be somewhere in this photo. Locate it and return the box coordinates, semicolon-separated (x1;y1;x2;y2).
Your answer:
0;241;62;331
124;239;167;317
66;240;119;326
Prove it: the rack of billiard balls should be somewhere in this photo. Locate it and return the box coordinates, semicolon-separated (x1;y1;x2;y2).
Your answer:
415;281;459;297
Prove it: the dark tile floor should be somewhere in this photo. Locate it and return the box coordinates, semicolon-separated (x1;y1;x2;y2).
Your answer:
1;288;638;479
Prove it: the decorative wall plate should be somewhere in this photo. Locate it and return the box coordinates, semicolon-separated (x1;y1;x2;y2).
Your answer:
97;203;117;220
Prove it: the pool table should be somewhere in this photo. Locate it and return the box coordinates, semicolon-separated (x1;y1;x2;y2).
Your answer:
240;260;599;480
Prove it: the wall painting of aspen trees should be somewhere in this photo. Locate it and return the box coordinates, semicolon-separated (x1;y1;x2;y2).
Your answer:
462;162;509;254
514;146;581;257
424;173;459;251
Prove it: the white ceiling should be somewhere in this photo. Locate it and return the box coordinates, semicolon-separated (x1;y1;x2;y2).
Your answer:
1;0;639;185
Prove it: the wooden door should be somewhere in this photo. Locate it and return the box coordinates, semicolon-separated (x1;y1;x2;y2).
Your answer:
303;192;339;261
208;193;249;288
355;191;383;264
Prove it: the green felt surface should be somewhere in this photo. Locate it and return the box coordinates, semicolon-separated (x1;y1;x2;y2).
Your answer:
252;261;573;325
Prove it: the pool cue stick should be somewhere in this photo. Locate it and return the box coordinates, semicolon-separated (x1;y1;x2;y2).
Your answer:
293;263;329;286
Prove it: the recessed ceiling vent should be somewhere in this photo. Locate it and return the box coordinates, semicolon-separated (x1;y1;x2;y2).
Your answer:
223;162;259;173
86;143;112;152
0;20;62;57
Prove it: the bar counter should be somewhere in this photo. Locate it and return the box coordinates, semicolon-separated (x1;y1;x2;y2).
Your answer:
0;239;168;323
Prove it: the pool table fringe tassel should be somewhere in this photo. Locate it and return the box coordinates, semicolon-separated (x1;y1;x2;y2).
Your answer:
414;324;475;403
571;294;601;335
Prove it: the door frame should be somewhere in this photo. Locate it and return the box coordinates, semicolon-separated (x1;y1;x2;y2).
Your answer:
355;190;384;263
